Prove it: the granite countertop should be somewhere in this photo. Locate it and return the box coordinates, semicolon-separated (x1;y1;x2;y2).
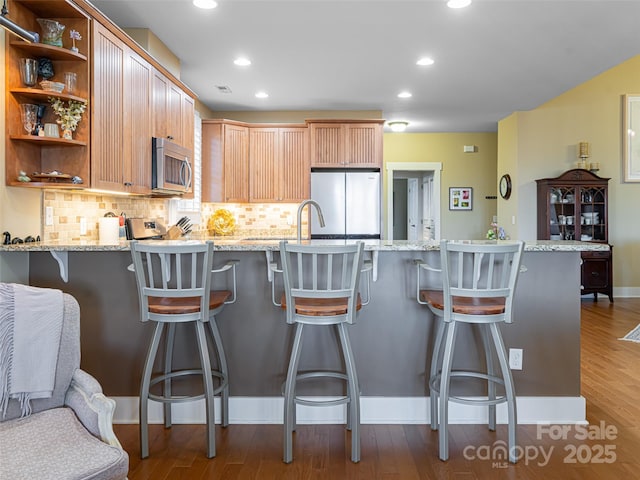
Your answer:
0;238;611;252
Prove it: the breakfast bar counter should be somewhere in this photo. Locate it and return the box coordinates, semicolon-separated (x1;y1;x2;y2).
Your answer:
0;239;606;424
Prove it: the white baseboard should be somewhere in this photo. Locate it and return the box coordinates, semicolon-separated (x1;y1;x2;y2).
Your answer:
112;395;586;425
612;287;640;298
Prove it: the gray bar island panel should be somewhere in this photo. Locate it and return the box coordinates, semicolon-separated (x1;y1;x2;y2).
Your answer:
26;248;581;398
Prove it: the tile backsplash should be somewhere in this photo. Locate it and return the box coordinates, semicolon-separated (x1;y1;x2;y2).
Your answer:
42;191;307;242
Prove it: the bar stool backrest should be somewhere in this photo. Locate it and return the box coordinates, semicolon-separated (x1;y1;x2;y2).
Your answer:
439;240;524;324
280;241;364;325
130;240;215;324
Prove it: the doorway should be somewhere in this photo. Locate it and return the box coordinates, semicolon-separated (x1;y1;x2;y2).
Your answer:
386;162;442;241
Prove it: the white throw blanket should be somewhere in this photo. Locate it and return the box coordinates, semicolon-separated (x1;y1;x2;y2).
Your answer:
0;283;64;418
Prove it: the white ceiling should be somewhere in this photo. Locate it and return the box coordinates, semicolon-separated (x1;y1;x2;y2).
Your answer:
90;0;640;132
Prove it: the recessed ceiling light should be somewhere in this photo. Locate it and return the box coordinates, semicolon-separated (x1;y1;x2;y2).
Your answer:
234;57;251;66
388;121;409;132
416;57;435;66
447;0;472;8
398;91;412;99
255;91;269;98
193;0;217;9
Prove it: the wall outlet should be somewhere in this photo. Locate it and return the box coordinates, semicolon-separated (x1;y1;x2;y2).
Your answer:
509;348;523;370
45;206;53;226
80;217;87;235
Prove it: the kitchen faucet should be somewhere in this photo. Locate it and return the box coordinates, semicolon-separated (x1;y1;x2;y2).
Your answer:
297;199;325;242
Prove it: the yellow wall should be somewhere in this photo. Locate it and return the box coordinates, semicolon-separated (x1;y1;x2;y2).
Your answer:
496;113;519;235
499;54;640;292
124;28;181;79
383;132;498;240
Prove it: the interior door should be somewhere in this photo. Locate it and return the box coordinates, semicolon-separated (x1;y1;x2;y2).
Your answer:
407;178;419;241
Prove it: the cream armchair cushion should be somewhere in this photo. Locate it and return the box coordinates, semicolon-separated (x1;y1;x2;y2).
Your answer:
0;289;128;479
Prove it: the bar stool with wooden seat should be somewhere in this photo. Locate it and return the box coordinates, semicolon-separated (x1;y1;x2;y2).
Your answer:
275;240;365;463
416;240;524;463
130;240;238;459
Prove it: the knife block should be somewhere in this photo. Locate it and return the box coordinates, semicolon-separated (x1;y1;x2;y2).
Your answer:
163;226;183;240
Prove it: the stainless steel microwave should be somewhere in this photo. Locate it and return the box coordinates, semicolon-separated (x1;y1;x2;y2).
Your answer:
151;137;192;194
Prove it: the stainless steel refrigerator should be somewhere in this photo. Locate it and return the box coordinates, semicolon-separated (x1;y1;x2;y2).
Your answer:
310;170;381;239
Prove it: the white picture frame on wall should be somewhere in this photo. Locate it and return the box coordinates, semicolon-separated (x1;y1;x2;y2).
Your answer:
449;187;473;211
623;94;640;182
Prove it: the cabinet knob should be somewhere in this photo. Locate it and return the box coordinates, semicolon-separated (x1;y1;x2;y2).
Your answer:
124;182;132;187
166;135;174;140
591;272;599;277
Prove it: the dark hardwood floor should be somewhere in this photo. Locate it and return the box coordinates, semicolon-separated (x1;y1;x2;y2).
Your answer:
114;298;640;479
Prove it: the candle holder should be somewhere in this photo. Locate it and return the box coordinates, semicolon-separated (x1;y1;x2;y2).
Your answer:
577;141;590;169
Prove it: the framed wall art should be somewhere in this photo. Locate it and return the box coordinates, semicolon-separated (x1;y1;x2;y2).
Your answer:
623;94;640;182
449;187;473;210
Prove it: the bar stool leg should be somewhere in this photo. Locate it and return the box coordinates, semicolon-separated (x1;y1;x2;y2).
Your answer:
337;323;360;463
208;317;230;427
140;321;165;459
481;324;497;431
429;317;445;431
489;323;518;463
163;323;177;429
283;323;304;464
195;321;216;458
438;321;459;462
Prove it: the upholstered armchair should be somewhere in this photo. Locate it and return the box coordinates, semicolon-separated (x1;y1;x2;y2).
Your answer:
0;290;129;479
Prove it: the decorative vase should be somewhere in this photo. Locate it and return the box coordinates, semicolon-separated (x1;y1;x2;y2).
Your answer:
62;128;72;140
37;19;65;47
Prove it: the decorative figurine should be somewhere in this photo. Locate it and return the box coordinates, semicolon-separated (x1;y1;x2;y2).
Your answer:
38;57;54;79
17;171;31;182
69;30;82;53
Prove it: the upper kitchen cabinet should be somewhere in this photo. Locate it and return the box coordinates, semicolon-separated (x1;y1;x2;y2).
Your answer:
202;120;249;203
5;0;197;195
91;21;152;193
307;119;384;168
249;127;309;202
152;68;194;149
4;0;90;188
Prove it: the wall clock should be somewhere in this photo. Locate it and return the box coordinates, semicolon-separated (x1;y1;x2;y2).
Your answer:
499;174;512;200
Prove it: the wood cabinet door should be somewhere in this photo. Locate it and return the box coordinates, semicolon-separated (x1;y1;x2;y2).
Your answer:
201;122;223;203
152;70;169;139
223;124;249;202
182;95;195;153
249;128;279;202
280;128;309;201
91;22;126;191
345;123;382;167
168;83;183;143
124;49;152;194
310;123;344;167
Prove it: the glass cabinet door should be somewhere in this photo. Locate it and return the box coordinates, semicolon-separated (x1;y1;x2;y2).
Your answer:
549;186;577;240
579;186;606;241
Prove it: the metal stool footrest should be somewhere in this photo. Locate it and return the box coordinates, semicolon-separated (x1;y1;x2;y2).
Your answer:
281;371;356;407
430;370;508;406
149;368;228;403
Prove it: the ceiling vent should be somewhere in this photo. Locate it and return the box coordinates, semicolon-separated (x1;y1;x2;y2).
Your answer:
215;85;232;94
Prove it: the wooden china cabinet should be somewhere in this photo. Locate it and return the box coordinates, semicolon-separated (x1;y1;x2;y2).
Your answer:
536;169;613;302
